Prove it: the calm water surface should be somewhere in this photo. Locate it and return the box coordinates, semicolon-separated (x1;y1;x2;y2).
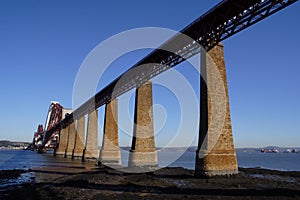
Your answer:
0;150;300;171
1;149;299;188
1;150;300;171
0;150;94;188
160;150;300;171
0;150;89;170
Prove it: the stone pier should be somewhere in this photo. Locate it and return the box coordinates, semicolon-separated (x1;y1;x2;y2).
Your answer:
195;43;238;177
65;122;76;158
83;110;99;161
72;117;85;159
99;98;121;166
128;80;158;170
55;126;69;157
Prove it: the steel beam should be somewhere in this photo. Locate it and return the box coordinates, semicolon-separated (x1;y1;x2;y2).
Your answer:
71;0;297;120
41;0;297;148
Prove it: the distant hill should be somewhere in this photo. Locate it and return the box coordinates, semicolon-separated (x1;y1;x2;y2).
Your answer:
118;146;198;152
118;146;299;153
0;140;31;149
236;146;300;153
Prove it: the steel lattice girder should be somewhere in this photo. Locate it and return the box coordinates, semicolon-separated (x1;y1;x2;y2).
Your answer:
41;103;63;148
42;0;297;146
73;0;297;119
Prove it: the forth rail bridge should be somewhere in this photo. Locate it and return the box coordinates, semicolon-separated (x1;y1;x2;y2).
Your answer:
30;0;297;177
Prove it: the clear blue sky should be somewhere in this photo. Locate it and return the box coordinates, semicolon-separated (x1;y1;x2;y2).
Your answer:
0;0;299;148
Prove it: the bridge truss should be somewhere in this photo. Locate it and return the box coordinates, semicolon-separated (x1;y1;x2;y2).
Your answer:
41;0;297;149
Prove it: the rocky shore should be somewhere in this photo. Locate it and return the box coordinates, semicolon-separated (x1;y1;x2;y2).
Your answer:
1;166;300;199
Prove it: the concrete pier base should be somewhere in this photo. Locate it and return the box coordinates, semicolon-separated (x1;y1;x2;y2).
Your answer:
99;99;121;166
55;126;68;157
99;150;121;165
72;117;85;159
196;150;238;177
128;151;158;170
65;122;76;158
128;80;158;170
83;110;99;161
195;44;238;177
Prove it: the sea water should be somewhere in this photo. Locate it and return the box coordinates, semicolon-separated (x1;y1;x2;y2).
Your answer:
1;149;300;172
167;150;300;171
1;149;299;189
0;150;89;188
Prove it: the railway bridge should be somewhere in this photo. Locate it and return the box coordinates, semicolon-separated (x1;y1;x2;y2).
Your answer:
31;0;297;177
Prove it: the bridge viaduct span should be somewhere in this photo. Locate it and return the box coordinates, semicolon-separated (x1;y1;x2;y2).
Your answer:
33;0;297;177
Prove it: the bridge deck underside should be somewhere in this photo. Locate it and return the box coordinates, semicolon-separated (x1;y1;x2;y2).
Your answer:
42;0;297;148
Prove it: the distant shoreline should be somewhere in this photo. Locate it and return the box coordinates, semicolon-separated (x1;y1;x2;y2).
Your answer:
1;144;300;152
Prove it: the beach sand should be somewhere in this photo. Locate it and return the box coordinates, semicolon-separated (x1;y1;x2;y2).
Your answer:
1;166;300;199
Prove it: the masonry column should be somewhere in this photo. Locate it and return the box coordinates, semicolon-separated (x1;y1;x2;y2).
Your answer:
65;122;76;158
72;117;85;159
83;110;99;161
195;43;238;177
99;98;121;166
128;80;158;169
55;125;68;157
